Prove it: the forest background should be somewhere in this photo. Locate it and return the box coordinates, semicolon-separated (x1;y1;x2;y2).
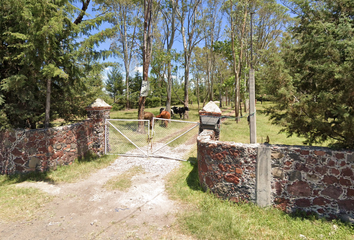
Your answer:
1;0;353;148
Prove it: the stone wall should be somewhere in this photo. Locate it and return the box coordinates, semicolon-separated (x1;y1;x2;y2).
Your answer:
197;130;354;219
0;120;100;174
0;98;111;175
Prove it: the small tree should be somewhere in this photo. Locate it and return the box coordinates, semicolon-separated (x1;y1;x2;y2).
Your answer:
106;66;124;103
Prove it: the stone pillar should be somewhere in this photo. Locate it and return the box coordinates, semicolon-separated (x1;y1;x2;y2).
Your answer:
249;69;257;143
85;98;112;155
256;146;271;207
199;101;222;140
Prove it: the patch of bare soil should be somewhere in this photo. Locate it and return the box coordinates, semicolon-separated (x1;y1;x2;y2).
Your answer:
0;144;197;240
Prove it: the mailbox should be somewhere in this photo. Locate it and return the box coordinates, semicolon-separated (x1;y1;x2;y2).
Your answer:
199;115;221;140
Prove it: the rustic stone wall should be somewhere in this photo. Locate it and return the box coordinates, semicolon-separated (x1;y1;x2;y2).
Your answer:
271;145;354;219
198;130;257;203
197;130;354;219
0;120;101;175
0;99;111;175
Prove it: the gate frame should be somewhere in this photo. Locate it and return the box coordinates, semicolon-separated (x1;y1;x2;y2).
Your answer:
105;118;199;161
105;119;150;157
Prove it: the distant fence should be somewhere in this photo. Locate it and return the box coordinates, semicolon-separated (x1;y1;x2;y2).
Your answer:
0;99;111;175
197;129;354;220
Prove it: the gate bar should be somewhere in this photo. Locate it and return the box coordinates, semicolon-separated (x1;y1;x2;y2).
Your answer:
151;123;199;154
106;120;149;156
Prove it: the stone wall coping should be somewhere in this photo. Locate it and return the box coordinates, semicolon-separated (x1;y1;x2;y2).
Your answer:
85;106;112;111
198;131;353;153
0;120;89;135
202;101;222;113
86;98;112;108
197;130;260;148
199;111;222;116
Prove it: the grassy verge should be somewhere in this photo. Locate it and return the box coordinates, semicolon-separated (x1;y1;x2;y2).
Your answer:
166;149;354;240
220;102;328;146
104;165;145;191
0;153;117;222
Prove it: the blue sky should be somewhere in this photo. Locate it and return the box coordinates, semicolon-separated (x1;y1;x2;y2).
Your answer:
77;0;293;83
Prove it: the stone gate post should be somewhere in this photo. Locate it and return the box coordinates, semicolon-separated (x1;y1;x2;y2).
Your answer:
199;101;222;140
85;98;112;155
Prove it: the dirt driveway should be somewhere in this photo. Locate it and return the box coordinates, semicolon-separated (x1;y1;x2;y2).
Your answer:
0;143;197;240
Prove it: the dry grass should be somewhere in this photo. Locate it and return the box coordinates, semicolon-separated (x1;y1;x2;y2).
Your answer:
103;165;145;191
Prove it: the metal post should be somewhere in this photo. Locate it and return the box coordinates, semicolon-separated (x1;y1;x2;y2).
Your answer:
250;11;257;144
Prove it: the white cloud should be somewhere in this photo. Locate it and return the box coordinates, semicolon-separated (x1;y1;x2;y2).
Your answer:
101;66;112;83
133;66;143;74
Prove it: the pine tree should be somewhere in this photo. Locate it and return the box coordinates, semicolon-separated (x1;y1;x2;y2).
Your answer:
267;0;354;148
105;66;124;103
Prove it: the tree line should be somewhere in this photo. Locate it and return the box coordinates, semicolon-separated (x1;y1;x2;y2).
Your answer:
1;0;353;148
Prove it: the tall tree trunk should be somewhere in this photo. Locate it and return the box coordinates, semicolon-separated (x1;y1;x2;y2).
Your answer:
125;73;130;109
166;63;172;112
45;77;51;128
230;0;248;123
184;56;190;119
138;0;153;132
197;76;200;110
165;0;177;114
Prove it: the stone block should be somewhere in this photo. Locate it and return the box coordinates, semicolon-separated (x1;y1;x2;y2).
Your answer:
272;167;284;179
271;151;284;159
313;197;330;206
295;198;311;207
288;171;302;181
306;172;319;182
348;153;354;163
341;167;353;177
28;157;40;169
224;174;240;185
322;175;338;184
338;199;354;211
287;181;312;197
322;185;343;199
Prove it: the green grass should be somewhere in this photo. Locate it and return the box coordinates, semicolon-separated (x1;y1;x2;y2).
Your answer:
166;149;354;240
220;102;327;146
104;165;145;191
0;185;52;222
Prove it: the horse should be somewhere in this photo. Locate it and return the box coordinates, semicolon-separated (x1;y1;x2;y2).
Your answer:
156;110;171;127
160;107;174;117
143;111;154;129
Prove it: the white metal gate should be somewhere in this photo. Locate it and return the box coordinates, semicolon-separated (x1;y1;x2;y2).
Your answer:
105;118;199;161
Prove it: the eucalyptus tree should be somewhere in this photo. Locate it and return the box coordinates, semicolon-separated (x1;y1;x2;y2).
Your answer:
203;0;224;102
191;47;208;109
222;0;290;122
176;0;206;119
137;0;161;130
160;0;179;113
96;0;142;109
223;0;249;123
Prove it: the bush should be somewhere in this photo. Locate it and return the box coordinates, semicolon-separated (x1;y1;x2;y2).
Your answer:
145;96;161;108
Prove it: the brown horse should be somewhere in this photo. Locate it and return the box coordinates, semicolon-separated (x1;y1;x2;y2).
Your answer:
143;112;154;129
156;110;171;127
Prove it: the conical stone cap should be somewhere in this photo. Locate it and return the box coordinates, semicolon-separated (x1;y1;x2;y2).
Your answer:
86;98;112;110
202;101;221;113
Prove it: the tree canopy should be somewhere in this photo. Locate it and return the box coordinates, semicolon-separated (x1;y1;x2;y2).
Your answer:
266;0;354;148
0;0;110;129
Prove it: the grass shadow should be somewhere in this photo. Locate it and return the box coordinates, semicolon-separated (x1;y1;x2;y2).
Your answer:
185;156;203;192
0;152;102;186
0;170;53;186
